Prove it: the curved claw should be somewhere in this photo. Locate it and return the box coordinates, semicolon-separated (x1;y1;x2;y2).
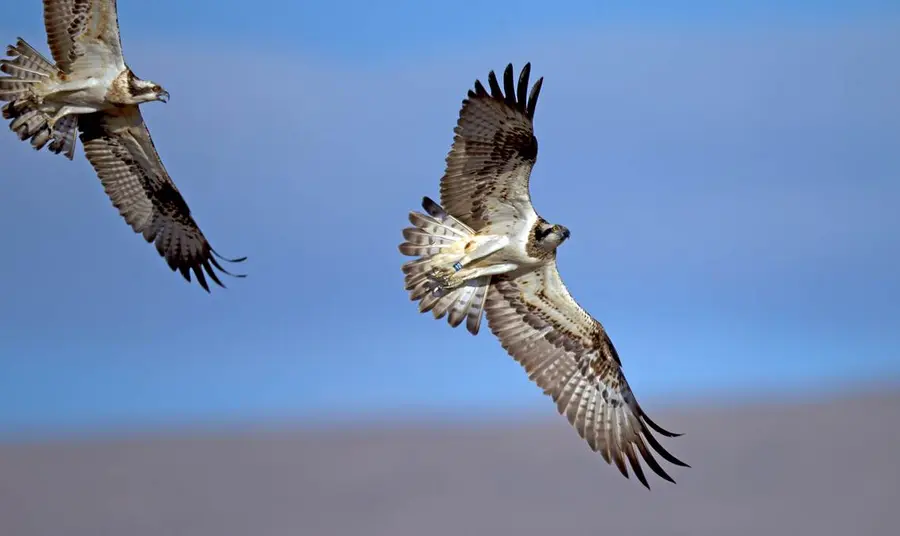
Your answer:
427;266;461;296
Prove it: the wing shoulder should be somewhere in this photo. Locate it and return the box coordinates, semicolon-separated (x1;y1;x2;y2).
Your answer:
484;263;688;488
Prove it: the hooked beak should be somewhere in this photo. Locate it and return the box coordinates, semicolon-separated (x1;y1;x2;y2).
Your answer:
158;90;170;103
562;228;570;239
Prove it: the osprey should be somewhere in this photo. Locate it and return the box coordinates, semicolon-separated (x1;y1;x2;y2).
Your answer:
399;63;689;488
0;0;245;292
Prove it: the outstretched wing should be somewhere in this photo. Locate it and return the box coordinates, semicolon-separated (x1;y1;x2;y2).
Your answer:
484;264;689;488
78;106;246;292
439;63;543;231
42;0;125;74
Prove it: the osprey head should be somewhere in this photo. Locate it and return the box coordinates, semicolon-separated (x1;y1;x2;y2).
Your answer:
534;221;571;252
128;74;169;104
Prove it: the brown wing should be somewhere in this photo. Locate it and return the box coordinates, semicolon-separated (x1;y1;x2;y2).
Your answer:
78;107;246;292
484;264;689;488
439;63;543;231
42;0;125;73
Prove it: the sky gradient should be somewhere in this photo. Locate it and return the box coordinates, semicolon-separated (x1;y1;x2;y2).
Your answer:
1;1;898;437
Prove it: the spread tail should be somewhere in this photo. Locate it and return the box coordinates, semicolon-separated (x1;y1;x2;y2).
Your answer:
0;38;77;159
399;196;491;335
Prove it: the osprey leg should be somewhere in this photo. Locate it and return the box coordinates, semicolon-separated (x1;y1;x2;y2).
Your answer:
448;235;510;272
429;262;518;295
47;104;94;128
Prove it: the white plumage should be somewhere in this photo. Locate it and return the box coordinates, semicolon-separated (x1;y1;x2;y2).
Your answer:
399;63;688;488
0;0;245;291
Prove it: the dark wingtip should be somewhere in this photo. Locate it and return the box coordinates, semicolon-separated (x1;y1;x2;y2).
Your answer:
208;255;247;279
421;196;446;219
209;248;248;279
642;425;690;469
635;439;678;486
640;407;684;438
168;248;248;293
194;263;213;292
526;76;543;120
211;248;247;264
626;445;650;489
487;69;503;100
516;63;531;111
471;79;487;98
473;63;541;120
502;64;517;109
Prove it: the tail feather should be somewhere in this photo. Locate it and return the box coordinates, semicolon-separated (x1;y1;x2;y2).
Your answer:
399;196;492;335
464;282;489;334
0;38;55;100
4;39;55;78
0;61;51;83
398;210;471;257
1;38;76;159
10;108;45;138
47;113;77;157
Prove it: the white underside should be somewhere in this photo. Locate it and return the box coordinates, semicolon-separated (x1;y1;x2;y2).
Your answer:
40;65;124;118
481;207;541;264
452;208;542;281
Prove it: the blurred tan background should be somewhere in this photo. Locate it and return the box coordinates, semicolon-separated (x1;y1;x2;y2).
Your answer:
2;387;898;535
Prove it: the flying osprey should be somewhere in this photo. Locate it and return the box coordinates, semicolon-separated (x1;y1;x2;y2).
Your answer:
0;0;245;292
399;63;689;488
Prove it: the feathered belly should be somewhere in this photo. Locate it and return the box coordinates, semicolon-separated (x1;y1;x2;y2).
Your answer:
43;75;115;111
477;221;538;267
44;87;108;109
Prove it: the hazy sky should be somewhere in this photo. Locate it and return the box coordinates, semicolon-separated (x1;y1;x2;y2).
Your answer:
1;1;898;437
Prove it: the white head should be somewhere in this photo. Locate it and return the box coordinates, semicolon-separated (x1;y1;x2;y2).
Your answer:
532;219;571;252
127;72;169;104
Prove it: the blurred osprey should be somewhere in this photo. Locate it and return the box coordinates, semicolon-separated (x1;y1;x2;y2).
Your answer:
0;0;245;292
399;63;688;488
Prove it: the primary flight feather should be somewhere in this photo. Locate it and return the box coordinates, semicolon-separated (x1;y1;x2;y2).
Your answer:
0;0;245;291
399;63;688;489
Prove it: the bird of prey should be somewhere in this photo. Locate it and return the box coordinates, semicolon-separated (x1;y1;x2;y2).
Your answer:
0;0;245;292
399;63;689;488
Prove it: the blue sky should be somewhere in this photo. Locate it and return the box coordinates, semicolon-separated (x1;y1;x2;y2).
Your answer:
1;1;898;438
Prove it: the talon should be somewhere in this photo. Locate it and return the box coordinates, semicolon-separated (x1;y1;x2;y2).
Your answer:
23;89;43;108
428;266;461;293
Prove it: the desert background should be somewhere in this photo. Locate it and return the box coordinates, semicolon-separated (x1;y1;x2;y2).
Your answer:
1;386;899;535
2;1;898;535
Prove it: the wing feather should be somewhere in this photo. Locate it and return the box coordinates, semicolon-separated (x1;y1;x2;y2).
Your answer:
484;264;688;489
439;63;543;231
43;0;125;73
78;107;246;292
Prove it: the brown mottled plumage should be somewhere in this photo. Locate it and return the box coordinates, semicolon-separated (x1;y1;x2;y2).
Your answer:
399;63;688;488
438;63;542;233
43;0;121;75
1;1;245;291
78;108;246;292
